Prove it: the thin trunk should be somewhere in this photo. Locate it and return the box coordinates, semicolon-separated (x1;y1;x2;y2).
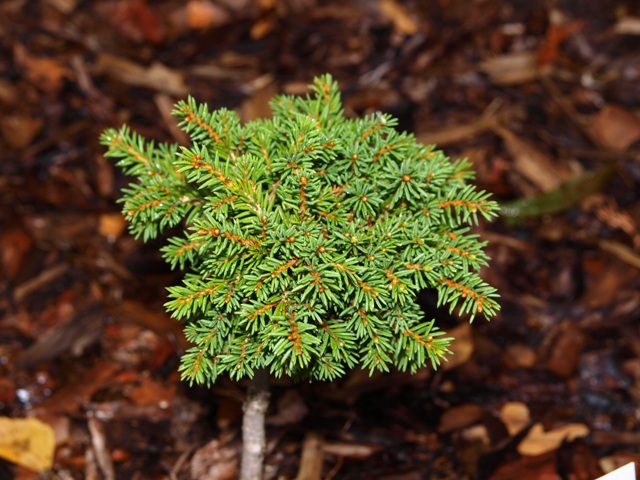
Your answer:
240;368;270;480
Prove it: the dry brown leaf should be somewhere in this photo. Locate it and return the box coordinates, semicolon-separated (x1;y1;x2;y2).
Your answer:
500;402;530;436
504;343;537;368
479;52;538;85
96;54;188;97
239;81;277;122
599;240;640;270
129;377;175;407
0;417;55;472
14;44;72;91
493;125;570;192
323;442;381;459
540;321;586;378
379;0;420;35
580;260;636;308
95;0;165;43
98;213;127;240
190;435;239;480
0;115;43;150
0;224;33;280
44;0;78;13
518;422;589;456
614;17;640;35
461;424;490;445
250;16;277;39
443;323;473;370
267;390;308;426
438;404;485;433
588;104;640;151
154;94;190;145
186;0;230;29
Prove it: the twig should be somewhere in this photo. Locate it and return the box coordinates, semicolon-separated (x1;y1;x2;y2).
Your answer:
296;432;324;480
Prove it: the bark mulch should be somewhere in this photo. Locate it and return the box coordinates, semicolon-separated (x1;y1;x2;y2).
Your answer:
1;0;640;478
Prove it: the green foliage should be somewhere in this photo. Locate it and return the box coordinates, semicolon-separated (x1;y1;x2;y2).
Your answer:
101;75;499;386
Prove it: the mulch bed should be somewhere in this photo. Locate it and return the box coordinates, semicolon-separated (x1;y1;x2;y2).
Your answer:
1;0;640;478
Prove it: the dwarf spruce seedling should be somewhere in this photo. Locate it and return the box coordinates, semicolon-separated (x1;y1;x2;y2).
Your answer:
102;74;499;479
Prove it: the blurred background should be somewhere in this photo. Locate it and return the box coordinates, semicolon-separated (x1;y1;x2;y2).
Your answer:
1;0;640;478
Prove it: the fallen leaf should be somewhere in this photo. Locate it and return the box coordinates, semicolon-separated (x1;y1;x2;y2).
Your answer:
44;0;78;14
490;451;558;480
0;224;33;279
493;125;571;192
537;15;584;66
500;402;530;436
239;80;277;122
190;434;238;480
443;323;473;370
266;390;308;426
14;44;72;92
518;422;589;456
0;115;43;149
588;104;640;151
614;17;640;35
504;343;537;368
599;240;640;270
0;417;55;472
95;0;165;43
479;52;538;85
323;442;381;459
154;94;190;145
128;377;175;407
96;54;188;97
98;213;127;240
186;0;230;29
379;0;420;35
540;321;586;378
438;404;485;433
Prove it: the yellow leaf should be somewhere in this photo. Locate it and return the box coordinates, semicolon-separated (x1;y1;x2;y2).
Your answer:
0;417;55;472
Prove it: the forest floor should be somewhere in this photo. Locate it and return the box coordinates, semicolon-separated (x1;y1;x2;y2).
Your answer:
1;0;640;479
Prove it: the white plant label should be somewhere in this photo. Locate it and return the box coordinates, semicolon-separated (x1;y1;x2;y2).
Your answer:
597;463;636;480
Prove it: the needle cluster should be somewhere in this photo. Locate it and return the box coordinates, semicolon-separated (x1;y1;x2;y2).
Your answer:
101;75;499;385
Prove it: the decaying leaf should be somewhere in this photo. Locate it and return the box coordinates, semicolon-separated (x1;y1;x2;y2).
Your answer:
0;417;55;472
500;402;530;436
96;54;188;96
588;104;640;151
518;422;589;456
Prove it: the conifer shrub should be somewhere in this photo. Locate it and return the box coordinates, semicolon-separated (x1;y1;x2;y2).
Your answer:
101;74;499;386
